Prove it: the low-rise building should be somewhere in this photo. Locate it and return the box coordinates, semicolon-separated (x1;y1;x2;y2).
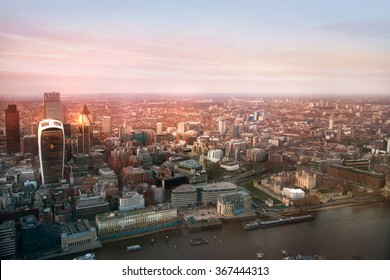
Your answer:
119;192;145;211
59;220;99;251
200;182;238;206
295;170;317;189
217;191;251;216
95;204;178;236
171;184;197;208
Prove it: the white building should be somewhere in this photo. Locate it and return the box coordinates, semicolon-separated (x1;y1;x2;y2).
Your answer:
218;119;226;135
95;204;177;235
220;161;240;171
119;192;145;211
171;184;197;208
156;122;163;135
207;149;223;163
282;188;305;200
177;122;186;133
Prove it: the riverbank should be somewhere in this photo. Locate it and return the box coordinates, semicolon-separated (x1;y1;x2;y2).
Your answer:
279;196;385;216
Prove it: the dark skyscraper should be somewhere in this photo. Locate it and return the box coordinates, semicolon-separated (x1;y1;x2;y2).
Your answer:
44;92;64;123
38;119;65;185
78;105;92;154
5;104;20;154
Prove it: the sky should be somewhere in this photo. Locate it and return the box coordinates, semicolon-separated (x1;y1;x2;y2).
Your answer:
0;0;389;97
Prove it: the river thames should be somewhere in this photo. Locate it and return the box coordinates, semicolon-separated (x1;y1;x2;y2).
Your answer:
91;201;390;260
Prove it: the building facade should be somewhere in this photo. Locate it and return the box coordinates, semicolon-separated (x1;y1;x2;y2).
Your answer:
119;192;145;211
44;92;64;123
5;104;20;154
38;119;65;185
217;191;251;216
171;184;197;208
59;220;99;251
201;182;238;206
95;204;177;235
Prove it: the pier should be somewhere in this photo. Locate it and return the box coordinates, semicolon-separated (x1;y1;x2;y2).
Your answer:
187;219;223;231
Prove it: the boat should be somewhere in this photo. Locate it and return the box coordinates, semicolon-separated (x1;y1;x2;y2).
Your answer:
281;249;326;260
189;238;209;246
73;252;95;260
125;244;143;252
256;251;265;260
244;215;314;230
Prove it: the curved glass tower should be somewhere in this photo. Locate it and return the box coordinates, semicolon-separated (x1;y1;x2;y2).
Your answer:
38;119;65;185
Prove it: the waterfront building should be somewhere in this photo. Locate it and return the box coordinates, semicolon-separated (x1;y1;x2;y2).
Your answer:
95;204;178;236
59;220;100;251
327;164;385;188
295;170;317;189
119;191;145;211
0;220;16;260
44;92;64;123
217;191;251;216
75;195;110;221
200;182;238;206
171;184;197;208
38;119;65;185
5;104;20;154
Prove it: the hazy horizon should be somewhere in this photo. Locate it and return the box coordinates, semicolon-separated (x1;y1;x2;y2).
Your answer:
1;0;389;97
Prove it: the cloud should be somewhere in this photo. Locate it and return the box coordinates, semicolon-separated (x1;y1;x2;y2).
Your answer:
315;19;390;37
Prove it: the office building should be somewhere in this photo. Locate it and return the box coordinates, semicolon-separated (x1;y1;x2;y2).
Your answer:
171;184;197;208
78;105;92;154
59;220;100;251
21;135;38;155
207;149;223;163
5;104;20;154
44;92;64;123
96;204;178;236
102;116;112;134
0;220;16;260
200;182;237;206
119;192;145;211
217;191;251;216
38;119;65;185
156;122;163;135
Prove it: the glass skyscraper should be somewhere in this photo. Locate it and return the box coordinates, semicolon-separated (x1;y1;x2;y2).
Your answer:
38;119;65;185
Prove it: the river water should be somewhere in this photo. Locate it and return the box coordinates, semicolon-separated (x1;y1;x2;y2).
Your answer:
93;201;390;260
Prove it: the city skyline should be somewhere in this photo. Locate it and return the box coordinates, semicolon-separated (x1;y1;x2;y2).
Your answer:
1;0;390;97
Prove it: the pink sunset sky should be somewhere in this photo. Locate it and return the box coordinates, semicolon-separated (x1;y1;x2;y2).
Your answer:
0;0;389;97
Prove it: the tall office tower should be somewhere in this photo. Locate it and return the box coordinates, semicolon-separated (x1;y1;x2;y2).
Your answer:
156;122;163;135
218;119;226;135
328;114;334;130
78;105;92;154
5;104;20;154
44;92;64;123
38;119;65;185
177;122;186;134
102;116;112;133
